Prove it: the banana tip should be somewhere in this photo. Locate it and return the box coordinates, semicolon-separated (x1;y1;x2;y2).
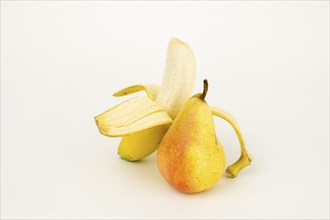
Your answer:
170;37;187;47
225;169;236;178
94;116;99;125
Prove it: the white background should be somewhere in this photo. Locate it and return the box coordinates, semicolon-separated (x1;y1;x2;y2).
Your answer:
1;1;329;219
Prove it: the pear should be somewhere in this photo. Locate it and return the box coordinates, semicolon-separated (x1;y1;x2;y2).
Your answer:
157;80;226;193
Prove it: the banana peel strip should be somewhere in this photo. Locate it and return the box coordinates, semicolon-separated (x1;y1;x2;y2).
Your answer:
211;107;252;178
113;84;160;101
95;96;173;137
96;96;159;125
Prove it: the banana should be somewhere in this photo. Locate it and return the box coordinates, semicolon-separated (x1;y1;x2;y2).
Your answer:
95;37;196;161
211;107;252;177
95;37;251;177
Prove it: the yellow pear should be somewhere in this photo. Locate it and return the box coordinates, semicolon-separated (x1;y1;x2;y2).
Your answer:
157;80;226;193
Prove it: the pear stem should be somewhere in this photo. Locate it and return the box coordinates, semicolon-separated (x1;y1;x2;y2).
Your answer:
200;79;208;100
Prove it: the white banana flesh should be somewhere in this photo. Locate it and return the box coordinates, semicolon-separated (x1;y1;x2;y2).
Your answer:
156;38;196;118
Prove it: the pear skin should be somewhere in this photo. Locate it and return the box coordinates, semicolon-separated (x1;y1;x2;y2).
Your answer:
157;80;226;193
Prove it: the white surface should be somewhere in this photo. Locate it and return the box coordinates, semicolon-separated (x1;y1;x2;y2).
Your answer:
1;1;329;219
